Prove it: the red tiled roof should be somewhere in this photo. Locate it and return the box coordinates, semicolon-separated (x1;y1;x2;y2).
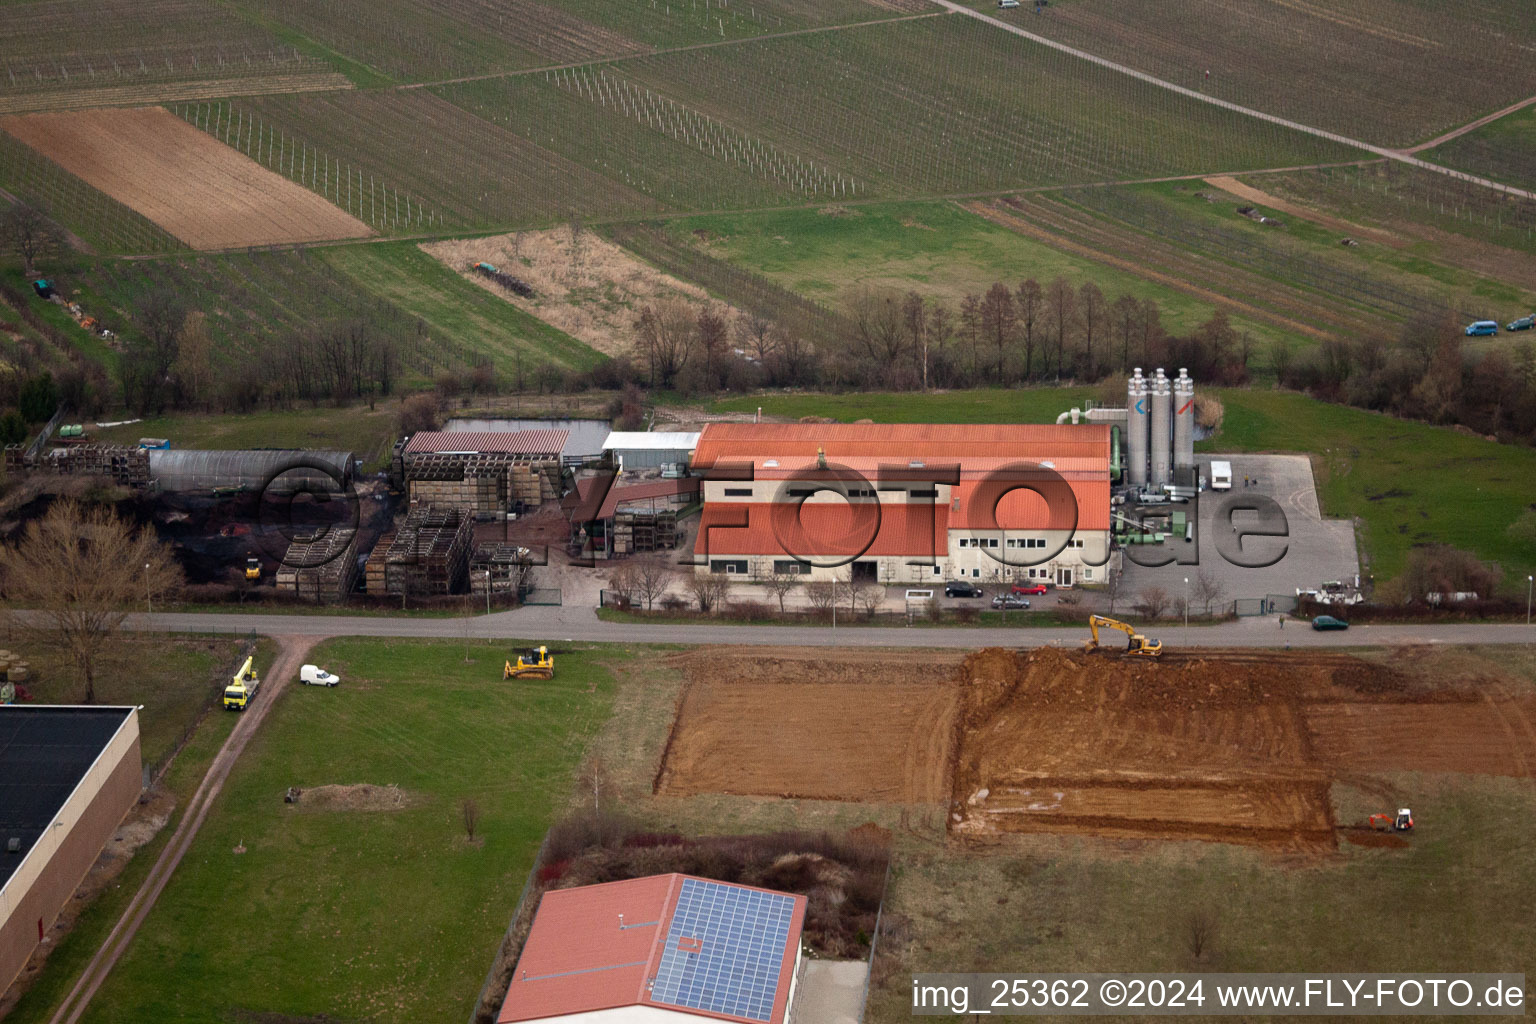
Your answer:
693;422;1110;467
567;476;700;522
403;429;568;456
498;874;806;1024
695;502;951;559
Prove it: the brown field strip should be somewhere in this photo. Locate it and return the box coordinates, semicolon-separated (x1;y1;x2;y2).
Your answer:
0;106;370;249
0;73;352;116
658;645;1536;853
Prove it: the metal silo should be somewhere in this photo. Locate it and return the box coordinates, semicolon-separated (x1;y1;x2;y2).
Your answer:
1173;368;1195;476
1150;368;1171;489
1126;368;1148;488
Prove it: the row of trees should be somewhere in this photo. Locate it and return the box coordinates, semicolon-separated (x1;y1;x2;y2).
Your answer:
625;281;1253;397
1276;310;1536;444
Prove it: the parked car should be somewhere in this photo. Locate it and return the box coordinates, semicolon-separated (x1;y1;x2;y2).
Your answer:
945;581;983;598
1011;583;1049;596
1464;320;1499;336
991;595;1031;610
1507;314;1535;332
997;0;1020;8
300;664;341;686
1310;615;1349;631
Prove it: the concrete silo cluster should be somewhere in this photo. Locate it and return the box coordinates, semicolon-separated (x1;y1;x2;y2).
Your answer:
1125;367;1195;491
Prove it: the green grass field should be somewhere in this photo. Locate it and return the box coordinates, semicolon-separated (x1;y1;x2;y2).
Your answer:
92;403;401;469
319;242;603;373
668;201;1298;353
74;637;614;1024
709;387;1536;584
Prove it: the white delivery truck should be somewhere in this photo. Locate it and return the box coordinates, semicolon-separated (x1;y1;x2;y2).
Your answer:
1209;460;1232;491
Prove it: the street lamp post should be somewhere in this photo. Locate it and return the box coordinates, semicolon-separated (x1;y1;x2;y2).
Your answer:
1183;576;1189;639
145;563;151;615
1527;575;1533;626
483;570;492;616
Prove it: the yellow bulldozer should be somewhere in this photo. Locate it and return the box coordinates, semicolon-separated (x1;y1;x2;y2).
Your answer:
504;646;554;680
1084;614;1163;658
244;556;261;581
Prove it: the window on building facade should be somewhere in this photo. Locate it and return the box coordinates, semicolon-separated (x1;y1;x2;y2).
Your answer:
724;487;752;497
773;560;809;575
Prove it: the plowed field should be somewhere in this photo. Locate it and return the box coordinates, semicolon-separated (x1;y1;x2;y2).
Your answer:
658;645;1536;853
0;106;370;249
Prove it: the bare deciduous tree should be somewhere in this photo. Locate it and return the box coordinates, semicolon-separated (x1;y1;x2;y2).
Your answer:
764;570;802;613
1185;907;1219;961
0;500;181;703
461;797;481;840
1192;569;1227;616
577;756;611;814
606;563;639;608
1133;586;1171;621
632;556;675;611
803;579;836;615
686;571;732;614
633;300;696;388
1;200;65;274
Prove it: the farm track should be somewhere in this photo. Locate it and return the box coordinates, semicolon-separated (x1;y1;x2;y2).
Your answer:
47;636;320;1024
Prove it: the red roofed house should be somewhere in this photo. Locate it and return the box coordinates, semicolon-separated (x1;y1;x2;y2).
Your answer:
499;874;806;1024
690;422;1111;588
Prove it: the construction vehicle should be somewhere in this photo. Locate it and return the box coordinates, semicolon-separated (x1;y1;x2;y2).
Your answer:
245;556;261;581
504;646;554;680
223;655;260;710
1084;615;1163;658
1369;809;1414;832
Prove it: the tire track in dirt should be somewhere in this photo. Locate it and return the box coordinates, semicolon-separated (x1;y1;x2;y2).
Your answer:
49;635;320;1024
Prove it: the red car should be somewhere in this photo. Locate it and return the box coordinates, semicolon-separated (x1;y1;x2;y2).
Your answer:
1011;583;1049;596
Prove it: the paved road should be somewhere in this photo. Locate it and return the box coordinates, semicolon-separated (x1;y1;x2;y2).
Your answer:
50;637;317;1024
931;0;1536;202
118;606;1536;649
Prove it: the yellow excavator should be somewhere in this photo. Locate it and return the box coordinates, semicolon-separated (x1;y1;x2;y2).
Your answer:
1084;615;1163;658
504;646;554;680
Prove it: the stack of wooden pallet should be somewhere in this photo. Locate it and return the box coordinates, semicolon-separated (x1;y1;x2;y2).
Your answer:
374;505;473;595
274;528;359;601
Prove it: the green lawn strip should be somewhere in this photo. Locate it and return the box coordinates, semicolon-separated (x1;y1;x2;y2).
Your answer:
872;772;1536;1022
709;387;1536;583
319;242;603;373
665;201;1296;356
594;606;1167;628
76;638;614;1024
91;404;399;470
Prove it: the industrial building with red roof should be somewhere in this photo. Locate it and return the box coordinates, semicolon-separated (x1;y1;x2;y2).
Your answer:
690;422;1112;587
498;874;806;1024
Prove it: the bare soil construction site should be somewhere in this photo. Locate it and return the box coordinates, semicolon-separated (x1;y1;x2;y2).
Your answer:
658;646;1536;853
0;106;371;249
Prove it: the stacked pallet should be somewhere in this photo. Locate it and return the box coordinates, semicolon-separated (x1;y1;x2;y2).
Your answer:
408;471;504;513
470;543;533;595
508;462;558;508
374;505;473;595
8;443;151;485
274;528;359;601
364;530;397;594
612;509;678;556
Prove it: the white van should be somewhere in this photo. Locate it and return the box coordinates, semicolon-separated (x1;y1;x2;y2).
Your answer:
300;665;341;687
998;0;1021;8
1209;460;1232;491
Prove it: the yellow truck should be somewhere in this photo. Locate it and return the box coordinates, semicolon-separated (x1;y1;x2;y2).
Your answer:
224;655;260;710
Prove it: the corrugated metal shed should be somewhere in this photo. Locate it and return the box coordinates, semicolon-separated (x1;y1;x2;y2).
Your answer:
402;430;568;456
148;450;356;493
602;431;699;469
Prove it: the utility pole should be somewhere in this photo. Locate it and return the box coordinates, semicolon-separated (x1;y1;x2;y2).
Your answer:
1183;576;1189;640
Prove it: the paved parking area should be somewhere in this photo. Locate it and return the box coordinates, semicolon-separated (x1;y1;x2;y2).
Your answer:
1119;454;1360;610
790;960;867;1024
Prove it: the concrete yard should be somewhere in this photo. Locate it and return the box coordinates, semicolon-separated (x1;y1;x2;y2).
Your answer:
1119;453;1360;611
790;960;868;1024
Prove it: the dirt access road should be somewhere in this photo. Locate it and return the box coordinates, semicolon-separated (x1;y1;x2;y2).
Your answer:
48;636;319;1024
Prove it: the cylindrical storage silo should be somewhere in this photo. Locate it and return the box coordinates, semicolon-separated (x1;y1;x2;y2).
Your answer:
1150;369;1171;489
1126;369;1148;488
1173;368;1194;475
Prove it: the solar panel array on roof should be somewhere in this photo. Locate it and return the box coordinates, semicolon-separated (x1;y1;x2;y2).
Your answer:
650;878;797;1022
